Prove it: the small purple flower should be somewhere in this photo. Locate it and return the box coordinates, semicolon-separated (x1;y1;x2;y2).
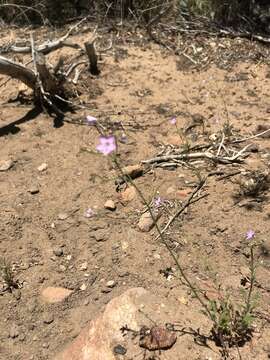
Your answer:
96;135;116;156
85;208;94;218
86;115;97;125
170;117;177;125
246;230;255;240
154;196;163;208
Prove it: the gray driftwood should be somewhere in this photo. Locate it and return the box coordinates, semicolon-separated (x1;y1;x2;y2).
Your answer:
0;55;36;89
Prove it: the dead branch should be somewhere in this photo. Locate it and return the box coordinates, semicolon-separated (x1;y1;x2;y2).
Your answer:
142;145;251;166
0;17;87;55
84;40;100;75
5;40;80;55
36;53;58;93
0;55;36;89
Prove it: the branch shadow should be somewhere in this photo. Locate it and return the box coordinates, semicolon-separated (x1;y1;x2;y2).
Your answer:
0;106;43;137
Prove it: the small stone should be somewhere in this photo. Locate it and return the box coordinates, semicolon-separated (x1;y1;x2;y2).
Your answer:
80;283;87;291
104;200;116;211
0;159;13;171
53;247;63;257
40;287;73;303
106;280;116;288
91;229;108;242
38;163;48;172
138;212;159;232
139;326;177;350
101;287;112;293
178;296;188;305
79;262;88;271
58;213;69;220
43;314;54;324
113;344;127;355
121;164;143;179
9;324;19;339
28;185;39;194
118;187;136;204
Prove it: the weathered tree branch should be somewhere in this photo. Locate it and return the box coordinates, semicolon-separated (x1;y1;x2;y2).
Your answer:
36;53;58;93
84;40;100;75
0;55;36;89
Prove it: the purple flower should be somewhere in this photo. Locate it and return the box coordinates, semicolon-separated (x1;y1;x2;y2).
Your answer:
154;196;163;208
85;208;94;218
96;135;116;156
86;115;97;125
170;117;177;125
246;230;255;240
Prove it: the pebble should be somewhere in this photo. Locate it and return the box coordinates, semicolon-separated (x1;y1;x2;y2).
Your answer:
101;287;112;293
0;159;14;171
80;283;87;291
28;185;39;194
118;187;136;204
113;344;127;355
53;247;63;257
106;280;116;288
104;200;116;211
58;212;69;220
121;164;143;179
138;212;158;232
37;163;48;172
91;229;109;242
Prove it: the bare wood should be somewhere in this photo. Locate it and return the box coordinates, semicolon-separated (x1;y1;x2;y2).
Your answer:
142;145;251;165
6;41;80;55
35;53;58;93
0;17;87;55
0;55;36;89
84;41;100;75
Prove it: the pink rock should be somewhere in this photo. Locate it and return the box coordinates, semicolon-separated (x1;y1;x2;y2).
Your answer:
55;288;147;360
40;287;73;304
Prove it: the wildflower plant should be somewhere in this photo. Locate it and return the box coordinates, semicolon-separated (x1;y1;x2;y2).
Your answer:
208;230;258;348
95;130;258;351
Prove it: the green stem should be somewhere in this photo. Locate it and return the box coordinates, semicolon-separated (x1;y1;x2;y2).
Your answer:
245;245;255;315
113;156;215;322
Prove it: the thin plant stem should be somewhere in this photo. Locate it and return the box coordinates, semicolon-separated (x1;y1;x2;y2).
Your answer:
113;156;215;322
245;245;255;315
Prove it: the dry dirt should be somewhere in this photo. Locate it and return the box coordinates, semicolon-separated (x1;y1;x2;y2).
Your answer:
0;23;270;360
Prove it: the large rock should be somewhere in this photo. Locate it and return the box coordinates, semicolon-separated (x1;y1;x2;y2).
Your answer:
55;288;152;360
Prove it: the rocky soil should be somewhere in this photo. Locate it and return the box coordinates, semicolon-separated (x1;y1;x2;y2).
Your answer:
0;22;270;360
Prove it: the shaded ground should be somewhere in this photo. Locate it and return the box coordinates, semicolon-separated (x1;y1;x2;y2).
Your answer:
0;23;270;360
